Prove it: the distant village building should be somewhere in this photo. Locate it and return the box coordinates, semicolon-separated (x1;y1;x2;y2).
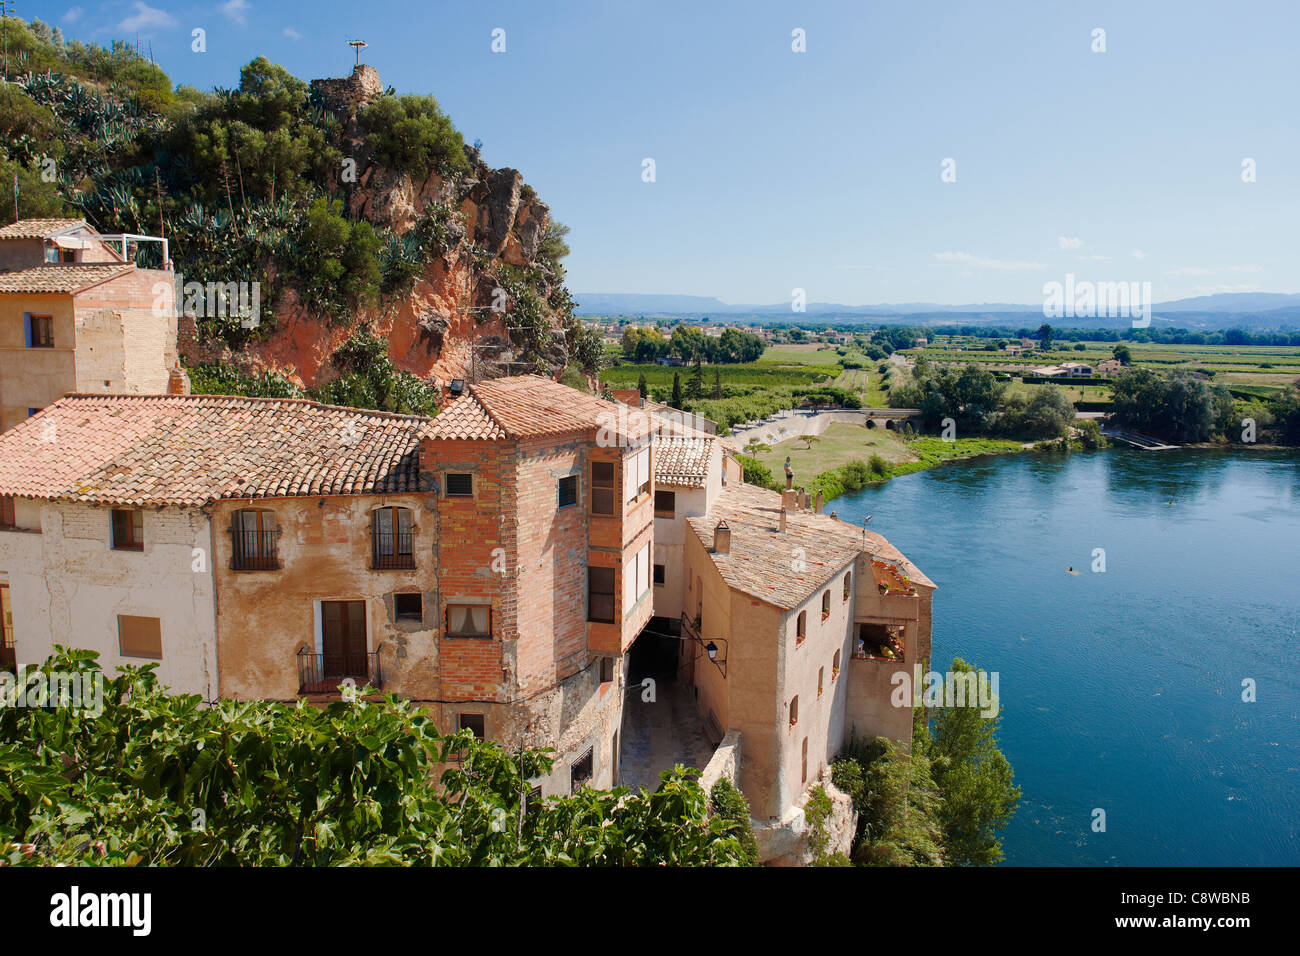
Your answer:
0;374;934;861
1096;358;1123;376
0;219;177;433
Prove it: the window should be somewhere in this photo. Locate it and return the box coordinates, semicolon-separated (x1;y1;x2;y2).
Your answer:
231;509;278;570
623;542;650;613
801;737;808;784
654;490;676;517
557;474;578;508
571;747;594;792
600;656;615;684
843;571;852;601
588;566;615;623
0;497;14;529
319;600;368;680
27;315;53;349
821;590;831;620
590;461;615;515
446;604;491;638
111;509;143;551
445;473;473;497
118;615;162;659
626;446;650;503
394;592;423;622
371;506;414;569
789;695;799;727
832;649;841;679
653;563;665;586
796;610;806;646
818;667;824;698
457;713;485;739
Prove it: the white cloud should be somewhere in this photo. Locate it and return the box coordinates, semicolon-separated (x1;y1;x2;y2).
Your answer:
63;6;84;23
283;27;301;40
222;0;251;26
1165;265;1261;277
1132;249;1148;259
932;251;1047;271
1057;236;1083;250
117;2;178;33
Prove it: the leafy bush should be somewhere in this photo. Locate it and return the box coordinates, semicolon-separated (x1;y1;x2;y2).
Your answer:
360;94;469;176
736;454;780;491
0;648;749;866
709;778;758;865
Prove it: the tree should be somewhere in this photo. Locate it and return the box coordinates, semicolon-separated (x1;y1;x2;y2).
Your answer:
833;735;944;867
1036;324;1054;349
712;367;723;399
799;434;820;450
670;372;683;409
686;356;705;400
360;93;469;176
1112;344;1132;365
919;658;1020;866
0;649;750;866
637;372;648;400
671;325;707;363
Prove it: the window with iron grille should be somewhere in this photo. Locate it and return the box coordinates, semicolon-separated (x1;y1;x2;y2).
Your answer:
231;509;279;570
558;474;578;508
371;507;414;569
111;509;143;551
571;748;594;792
445;473;473;497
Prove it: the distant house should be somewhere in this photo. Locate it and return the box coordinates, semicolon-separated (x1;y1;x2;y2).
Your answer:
914;337;928;347
1096;358;1123;376
1060;362;1093;376
1028;365;1068;378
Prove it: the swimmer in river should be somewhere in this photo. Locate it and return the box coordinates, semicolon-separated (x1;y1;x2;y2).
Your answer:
1066;567;1080;575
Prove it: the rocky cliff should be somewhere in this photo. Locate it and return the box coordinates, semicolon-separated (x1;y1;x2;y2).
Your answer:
178;65;582;398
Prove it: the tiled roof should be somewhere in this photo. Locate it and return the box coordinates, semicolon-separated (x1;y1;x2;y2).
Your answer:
424;375;653;442
654;436;714;488
687;483;933;610
0;218;87;240
0;395;427;507
0;263;135;294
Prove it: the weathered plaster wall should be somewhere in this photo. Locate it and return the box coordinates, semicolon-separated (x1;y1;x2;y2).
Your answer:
212;494;434;701
0;294;76;432
0;501;217;696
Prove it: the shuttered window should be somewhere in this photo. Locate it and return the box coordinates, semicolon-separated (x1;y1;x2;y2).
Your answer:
118;615;162;659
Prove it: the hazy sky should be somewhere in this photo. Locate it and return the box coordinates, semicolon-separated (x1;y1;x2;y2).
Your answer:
33;0;1300;305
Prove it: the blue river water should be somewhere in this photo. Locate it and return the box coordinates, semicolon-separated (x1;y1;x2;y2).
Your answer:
833;447;1300;866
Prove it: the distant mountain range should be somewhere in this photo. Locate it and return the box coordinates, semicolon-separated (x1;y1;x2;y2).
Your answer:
573;292;1300;329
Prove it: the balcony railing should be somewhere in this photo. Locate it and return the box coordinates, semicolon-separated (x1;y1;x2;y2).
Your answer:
231;529;281;571
1;625;14;672
370;530;415;570
297;646;382;694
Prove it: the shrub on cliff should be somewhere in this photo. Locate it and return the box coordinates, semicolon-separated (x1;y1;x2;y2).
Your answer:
361;93;469;176
709;778;758;866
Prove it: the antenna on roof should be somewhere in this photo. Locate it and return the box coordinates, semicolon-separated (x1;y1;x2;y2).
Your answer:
347;39;368;67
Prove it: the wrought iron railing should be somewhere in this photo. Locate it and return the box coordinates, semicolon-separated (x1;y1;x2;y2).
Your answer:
296;646;382;694
370;530;415;569
231;529;281;571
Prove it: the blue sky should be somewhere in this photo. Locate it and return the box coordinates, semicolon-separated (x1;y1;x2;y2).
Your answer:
29;0;1300;305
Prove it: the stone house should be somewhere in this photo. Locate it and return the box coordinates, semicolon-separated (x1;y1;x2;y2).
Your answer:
0;219;177;433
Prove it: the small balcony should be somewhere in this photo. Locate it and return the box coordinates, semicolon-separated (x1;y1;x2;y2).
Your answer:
297;647;383;694
370;530;415;570
231;529;281;571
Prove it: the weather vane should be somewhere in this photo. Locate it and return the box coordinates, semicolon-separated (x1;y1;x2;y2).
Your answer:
348;39;368;67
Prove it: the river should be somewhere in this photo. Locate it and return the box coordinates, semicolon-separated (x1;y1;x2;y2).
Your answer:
833;447;1300;866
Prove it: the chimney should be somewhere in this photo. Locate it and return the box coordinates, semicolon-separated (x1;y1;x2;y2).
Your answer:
781;488;799;511
167;362;191;396
814;491;824;514
778;507;787;532
713;519;731;554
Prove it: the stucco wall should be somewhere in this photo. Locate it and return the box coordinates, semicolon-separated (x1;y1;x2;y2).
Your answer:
0;501;217;696
0;294;76;432
74;269;177;393
212;494;434;701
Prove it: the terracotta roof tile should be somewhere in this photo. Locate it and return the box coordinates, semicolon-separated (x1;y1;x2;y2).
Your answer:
0;218;87;240
0;263;135;294
0;394;427;506
654;436;713;488
687;483;933;609
424;375;652;442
